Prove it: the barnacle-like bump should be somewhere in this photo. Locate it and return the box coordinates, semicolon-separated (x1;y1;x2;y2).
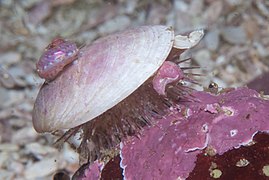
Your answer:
36;37;79;81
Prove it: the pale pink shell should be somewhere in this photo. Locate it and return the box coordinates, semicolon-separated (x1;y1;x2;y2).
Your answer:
33;25;175;132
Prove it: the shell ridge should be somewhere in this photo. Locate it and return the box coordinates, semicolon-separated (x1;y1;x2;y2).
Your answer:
82;34;119;122
78;26;173;129
54;80;75;130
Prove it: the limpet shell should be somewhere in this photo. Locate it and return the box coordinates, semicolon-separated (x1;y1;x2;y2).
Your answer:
32;25;203;133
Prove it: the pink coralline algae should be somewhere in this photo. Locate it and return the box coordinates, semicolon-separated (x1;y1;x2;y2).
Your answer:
119;87;269;179
189;132;269;179
152;61;184;95
72;87;269;179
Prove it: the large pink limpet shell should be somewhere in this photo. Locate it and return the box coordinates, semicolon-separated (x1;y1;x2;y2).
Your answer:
32;25;203;133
